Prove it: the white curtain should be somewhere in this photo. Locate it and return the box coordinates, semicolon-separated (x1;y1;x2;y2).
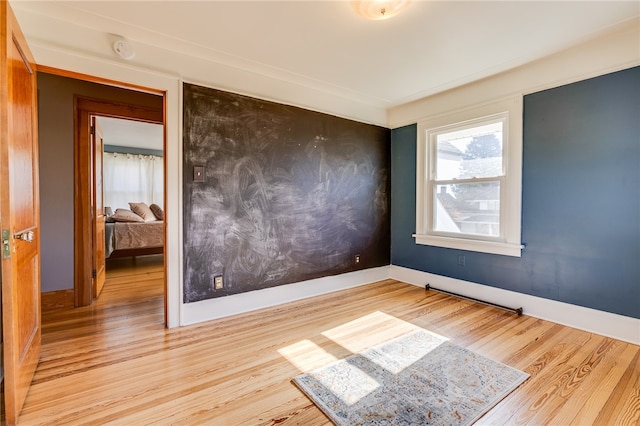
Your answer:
103;152;163;211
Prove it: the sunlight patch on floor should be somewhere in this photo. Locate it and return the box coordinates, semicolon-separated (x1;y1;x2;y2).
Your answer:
359;332;445;375
279;311;450;377
278;339;340;372
320;311;420;353
282;311;452;407
308;361;381;406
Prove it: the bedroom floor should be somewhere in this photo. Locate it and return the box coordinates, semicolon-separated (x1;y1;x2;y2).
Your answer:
17;259;640;425
104;253;165;277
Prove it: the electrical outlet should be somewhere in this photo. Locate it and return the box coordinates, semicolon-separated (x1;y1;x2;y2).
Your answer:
457;255;466;267
213;275;224;290
354;254;361;264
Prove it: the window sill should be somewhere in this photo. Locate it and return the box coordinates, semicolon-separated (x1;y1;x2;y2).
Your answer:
413;234;523;257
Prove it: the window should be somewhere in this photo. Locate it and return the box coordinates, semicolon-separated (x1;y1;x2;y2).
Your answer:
104;152;164;211
414;97;523;257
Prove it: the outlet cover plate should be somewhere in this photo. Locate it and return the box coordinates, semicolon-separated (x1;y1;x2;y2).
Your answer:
213;275;224;290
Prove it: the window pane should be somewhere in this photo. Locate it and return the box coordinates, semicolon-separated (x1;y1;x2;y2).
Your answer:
435;121;503;180
434;182;500;237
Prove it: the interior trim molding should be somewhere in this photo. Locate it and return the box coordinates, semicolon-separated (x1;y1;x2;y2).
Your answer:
181;266;391;326
390;265;640;345
38;65;165;96
41;289;74;313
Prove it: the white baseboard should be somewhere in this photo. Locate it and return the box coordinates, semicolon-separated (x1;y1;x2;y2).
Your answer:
181;263;639;345
390;265;640;345
181;266;391;326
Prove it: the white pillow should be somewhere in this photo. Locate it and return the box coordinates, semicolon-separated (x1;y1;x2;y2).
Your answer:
111;208;144;223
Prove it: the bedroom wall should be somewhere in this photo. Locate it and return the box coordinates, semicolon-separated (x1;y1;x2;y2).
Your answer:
391;66;640;319
183;83;390;303
37;72;163;293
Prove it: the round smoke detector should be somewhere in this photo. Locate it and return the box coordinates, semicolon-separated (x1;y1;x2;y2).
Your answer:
113;39;135;60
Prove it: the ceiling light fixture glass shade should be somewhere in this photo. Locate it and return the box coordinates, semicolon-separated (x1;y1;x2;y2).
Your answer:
352;0;411;20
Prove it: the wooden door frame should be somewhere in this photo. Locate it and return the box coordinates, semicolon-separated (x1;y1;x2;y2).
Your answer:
74;97;164;307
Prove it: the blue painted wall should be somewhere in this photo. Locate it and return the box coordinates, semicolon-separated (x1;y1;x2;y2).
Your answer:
391;66;640;319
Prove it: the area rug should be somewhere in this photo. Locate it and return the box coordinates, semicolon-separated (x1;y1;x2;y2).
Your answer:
292;329;529;425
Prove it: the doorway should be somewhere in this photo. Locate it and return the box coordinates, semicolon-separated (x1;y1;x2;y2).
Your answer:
36;71;167;324
75;97;164;309
98;116;164;283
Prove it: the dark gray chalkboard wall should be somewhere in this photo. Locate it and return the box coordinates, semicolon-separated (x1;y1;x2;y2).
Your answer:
183;83;390;303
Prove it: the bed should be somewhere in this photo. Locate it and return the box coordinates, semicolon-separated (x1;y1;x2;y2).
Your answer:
105;203;165;258
105;220;164;258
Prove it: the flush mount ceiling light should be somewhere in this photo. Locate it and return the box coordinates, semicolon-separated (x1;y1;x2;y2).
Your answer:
112;38;135;60
352;0;411;20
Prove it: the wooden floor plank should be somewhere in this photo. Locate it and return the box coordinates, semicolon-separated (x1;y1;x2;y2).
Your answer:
16;255;640;425
592;350;640;425
554;344;639;425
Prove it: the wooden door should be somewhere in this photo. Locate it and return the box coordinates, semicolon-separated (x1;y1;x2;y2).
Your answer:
1;2;41;424
92;117;106;298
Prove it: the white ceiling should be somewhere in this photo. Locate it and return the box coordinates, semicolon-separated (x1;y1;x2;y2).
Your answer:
97;117;163;150
10;1;640;126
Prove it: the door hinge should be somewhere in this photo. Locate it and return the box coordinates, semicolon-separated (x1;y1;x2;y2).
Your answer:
92;269;97;279
2;229;11;259
90;125;95;136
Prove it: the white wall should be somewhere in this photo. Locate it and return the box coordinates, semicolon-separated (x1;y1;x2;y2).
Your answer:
388;19;640;128
10;4;386;127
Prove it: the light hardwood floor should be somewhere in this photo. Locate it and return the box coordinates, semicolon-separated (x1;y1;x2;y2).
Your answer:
18;256;640;425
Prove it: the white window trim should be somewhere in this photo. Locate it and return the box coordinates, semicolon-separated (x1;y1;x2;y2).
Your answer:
414;96;524;257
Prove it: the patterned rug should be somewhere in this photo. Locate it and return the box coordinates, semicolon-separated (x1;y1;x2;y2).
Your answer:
292;329;529;425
